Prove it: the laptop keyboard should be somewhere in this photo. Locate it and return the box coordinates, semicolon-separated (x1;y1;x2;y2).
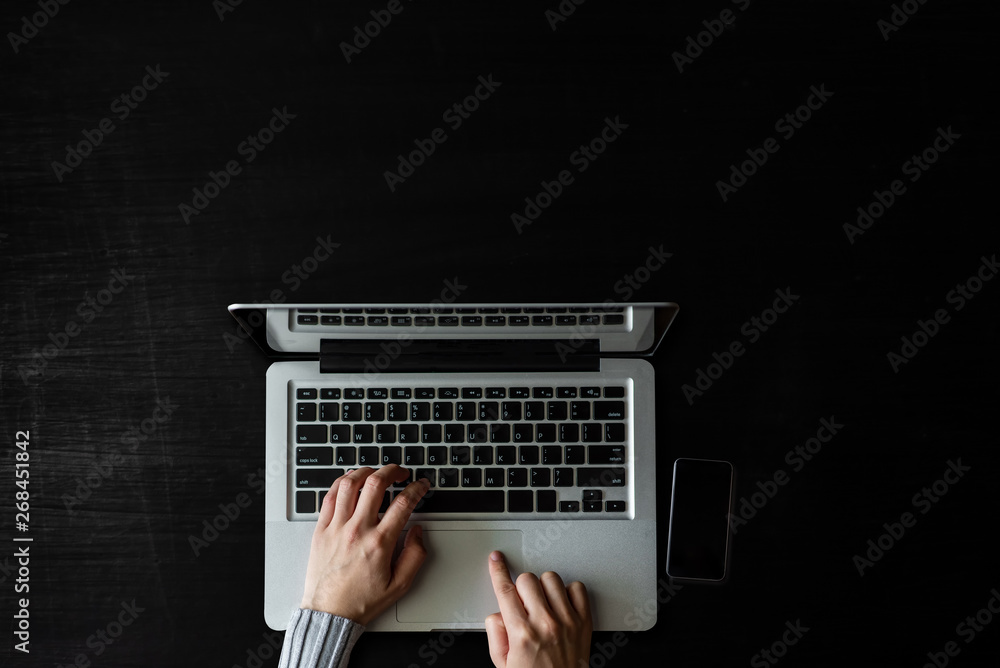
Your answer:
292;307;627;328
291;382;631;518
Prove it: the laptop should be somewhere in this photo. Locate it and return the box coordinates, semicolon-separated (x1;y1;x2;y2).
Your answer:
228;302;679;631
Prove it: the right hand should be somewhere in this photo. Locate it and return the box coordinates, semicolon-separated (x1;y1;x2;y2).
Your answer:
484;550;593;668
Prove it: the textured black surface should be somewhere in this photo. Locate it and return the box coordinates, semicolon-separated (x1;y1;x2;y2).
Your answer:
1;1;997;666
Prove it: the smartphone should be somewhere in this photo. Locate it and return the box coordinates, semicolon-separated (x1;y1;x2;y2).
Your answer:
665;458;734;582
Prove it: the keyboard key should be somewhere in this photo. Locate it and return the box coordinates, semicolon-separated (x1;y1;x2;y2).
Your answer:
376;424;396;443
365;403;385;421
345;316;365;325
456;402;476;421
479;402;499;420
296;469;339;488
427;446;447;466
576;468;626;487
524;402;544;420
342;403;362;421
542;446;562;465
368;316;388;326
501;402;522;421
398;425;419;443
531;315;553;326
532;387;554;398
412;490;504;513
410;402;430;421
560;501;580;512
565;446;585;464
571;402;591;420
531;468;551;487
321;389;341;400
559;424;579;443
594;401;625;420
605;424;626;443
581;387;601;398
438;468;459;487
439;316;459;326
421;424;442;443
518;446;539;465
478;307;499;313
297;388;318;400
445;424;465;443
404;446;424;466
461;469;482;487
296;315;318;325
297;403;317;421
321;315;342;325
501;307;522;313
556;315;576;325
381;446;402;465
536;424;556;443
496;446;516;466
353;425;373;443
455;308;477;314
387;402;407;421
589;446;625;464
450;446;471;465
603;315;624;325
557;387;577;398
485;387;506;398
439;388;460;399
330;425;350;443
468;424;488;443
508;468;528;487
390;316;412;326
584;500;602;512
523;307;544;313
335;447;356;466
365;308;385;314
462;316;483;326
296;446;332;465
390;388;411;399
513;424;533;443
547;402;568;420
509;387;530;399
367;388;389;399
345;388;365;400
296;491;316;513
583;490;603;501
606;501;626;512
554;468;573;487
537;490;557;512
416;469;435;486
485;315;506;326
319;403;339;422
484;468;504;487
463;388;483;399
472;445;493;465
342;308;362;314
433;308;454;314
296;425;327;444
509;315;529;326
490;424;511;443
358;446;379;466
379;492;392;512
508;490;533;512
415;388;435;399
581;423;601;442
580;315;600;325
414;316;435;326
604;386;626;398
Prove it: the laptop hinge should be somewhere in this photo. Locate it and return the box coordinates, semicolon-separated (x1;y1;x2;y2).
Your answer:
319;339;601;373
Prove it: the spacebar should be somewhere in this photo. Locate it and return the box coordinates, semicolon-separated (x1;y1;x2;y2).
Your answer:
411;491;504;513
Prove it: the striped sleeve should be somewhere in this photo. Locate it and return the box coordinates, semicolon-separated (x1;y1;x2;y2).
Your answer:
278;608;366;668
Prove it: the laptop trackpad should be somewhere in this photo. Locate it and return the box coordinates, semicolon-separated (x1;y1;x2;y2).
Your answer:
397;530;523;624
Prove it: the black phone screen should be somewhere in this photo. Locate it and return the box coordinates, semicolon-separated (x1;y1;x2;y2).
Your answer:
666;458;733;581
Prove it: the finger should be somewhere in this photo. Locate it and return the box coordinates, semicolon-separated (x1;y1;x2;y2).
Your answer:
488;551;527;623
390;525;428;594
567;581;592;628
353;464;409;525
514;571;551;618
316;474;347;531
484;613;509;668
539;571;575;623
377;477;431;540
332;467;375;526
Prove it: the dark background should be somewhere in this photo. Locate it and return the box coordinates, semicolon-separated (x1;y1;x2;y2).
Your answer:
2;0;997;666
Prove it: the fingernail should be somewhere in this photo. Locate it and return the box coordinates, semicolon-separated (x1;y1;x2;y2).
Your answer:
490;550;503;562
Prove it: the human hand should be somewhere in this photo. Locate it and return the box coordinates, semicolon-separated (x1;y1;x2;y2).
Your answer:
299;465;431;625
485;551;593;668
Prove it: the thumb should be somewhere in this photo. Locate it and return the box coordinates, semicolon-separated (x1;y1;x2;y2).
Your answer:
484;612;509;668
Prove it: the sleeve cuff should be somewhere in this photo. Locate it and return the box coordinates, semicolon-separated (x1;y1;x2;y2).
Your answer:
278;608;366;668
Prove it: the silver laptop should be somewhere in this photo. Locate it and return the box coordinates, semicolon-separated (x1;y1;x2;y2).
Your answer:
228;302;678;631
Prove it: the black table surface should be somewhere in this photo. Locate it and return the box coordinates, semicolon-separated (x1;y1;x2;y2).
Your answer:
2;0;997;666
